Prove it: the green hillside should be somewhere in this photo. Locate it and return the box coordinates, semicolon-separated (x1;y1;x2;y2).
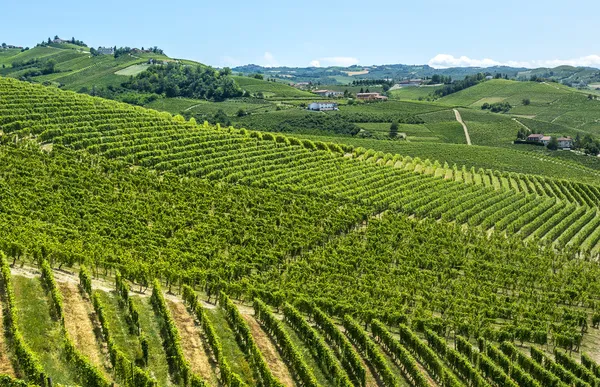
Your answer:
2;75;600;386
232;75;316;98
437;79;600;135
0;44;171;92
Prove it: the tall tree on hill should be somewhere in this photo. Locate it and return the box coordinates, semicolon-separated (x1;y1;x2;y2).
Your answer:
547;137;559;151
389;122;399;138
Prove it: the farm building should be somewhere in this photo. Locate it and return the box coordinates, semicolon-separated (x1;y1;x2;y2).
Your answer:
356;92;388;101
313;89;343;98
398;79;423;87
97;46;115;55
557;137;573;149
308;102;338;111
540;136;552;145
526;134;544;142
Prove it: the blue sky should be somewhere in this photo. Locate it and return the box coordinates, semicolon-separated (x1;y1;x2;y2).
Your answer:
2;0;599;68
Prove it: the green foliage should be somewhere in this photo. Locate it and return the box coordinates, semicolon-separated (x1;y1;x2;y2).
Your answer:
433;73;487;98
253;299;318;387
370;319;429;386
182;285;247;386
481;101;511;113
282;303;353;387
0;253;46;385
78;266;92;296
123;63;242;101
219;292;283;387
38;260;111;386
343;315;399;387
91;291;156;386
150;280;205;385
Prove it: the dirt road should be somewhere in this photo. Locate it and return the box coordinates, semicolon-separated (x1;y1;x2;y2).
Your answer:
453;109;472;145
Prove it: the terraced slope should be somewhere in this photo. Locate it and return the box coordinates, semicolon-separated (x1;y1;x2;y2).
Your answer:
4;259;599;387
1;77;599;254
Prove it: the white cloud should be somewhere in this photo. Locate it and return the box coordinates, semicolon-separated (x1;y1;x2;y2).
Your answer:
309;56;359;67
428;53;600;69
262;51;278;67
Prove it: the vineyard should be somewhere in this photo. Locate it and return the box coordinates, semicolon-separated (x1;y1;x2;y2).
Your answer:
1;75;600;386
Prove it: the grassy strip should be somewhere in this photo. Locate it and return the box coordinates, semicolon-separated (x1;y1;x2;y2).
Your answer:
39;260;110;387
91;288;156;386
0;253;46;385
219;291;284;387
182;284;246;386
150;280;207;386
253;298;318;387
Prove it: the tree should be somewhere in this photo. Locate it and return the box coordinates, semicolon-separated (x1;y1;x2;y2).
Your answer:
522;98;531;105
42;59;57;75
236;108;247;117
212;109;231;126
516;128;528;140
547;137;558;150
389;122;399;138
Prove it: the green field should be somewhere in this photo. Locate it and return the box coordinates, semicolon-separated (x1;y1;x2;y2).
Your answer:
2;75;600;386
389;85;443;100
114;63;150;76
232;75;316;98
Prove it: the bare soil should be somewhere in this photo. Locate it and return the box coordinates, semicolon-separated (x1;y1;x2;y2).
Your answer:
453;109;471;146
166;300;216;382
0;300;15;377
58;282;112;379
241;314;295;387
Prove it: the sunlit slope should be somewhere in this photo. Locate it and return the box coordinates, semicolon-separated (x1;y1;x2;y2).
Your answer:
1;76;599;254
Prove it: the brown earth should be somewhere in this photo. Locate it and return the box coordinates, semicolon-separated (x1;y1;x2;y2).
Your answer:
167;300;216;383
0;300;15;377
241;314;295;387
58;282;112;379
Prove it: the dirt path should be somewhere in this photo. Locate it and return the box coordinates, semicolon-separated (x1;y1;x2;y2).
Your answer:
241;314;295;387
0;299;15;377
58;282;112;379
512;117;531;133
184;104;203;111
166;300;216;383
453;109;471;145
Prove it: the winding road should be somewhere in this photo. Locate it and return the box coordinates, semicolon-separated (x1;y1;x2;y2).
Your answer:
453;109;472;145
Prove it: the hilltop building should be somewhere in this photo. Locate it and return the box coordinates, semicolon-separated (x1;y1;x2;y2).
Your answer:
356;92;388;101
398;79;423;87
313;89;343;98
97;46;115;55
308;102;338;111
292;82;310;88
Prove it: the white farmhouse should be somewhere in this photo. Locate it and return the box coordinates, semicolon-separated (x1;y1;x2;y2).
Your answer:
308;102;338;111
557;137;573;149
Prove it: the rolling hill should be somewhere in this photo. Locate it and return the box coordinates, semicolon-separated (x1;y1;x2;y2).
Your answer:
2;75;600;386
